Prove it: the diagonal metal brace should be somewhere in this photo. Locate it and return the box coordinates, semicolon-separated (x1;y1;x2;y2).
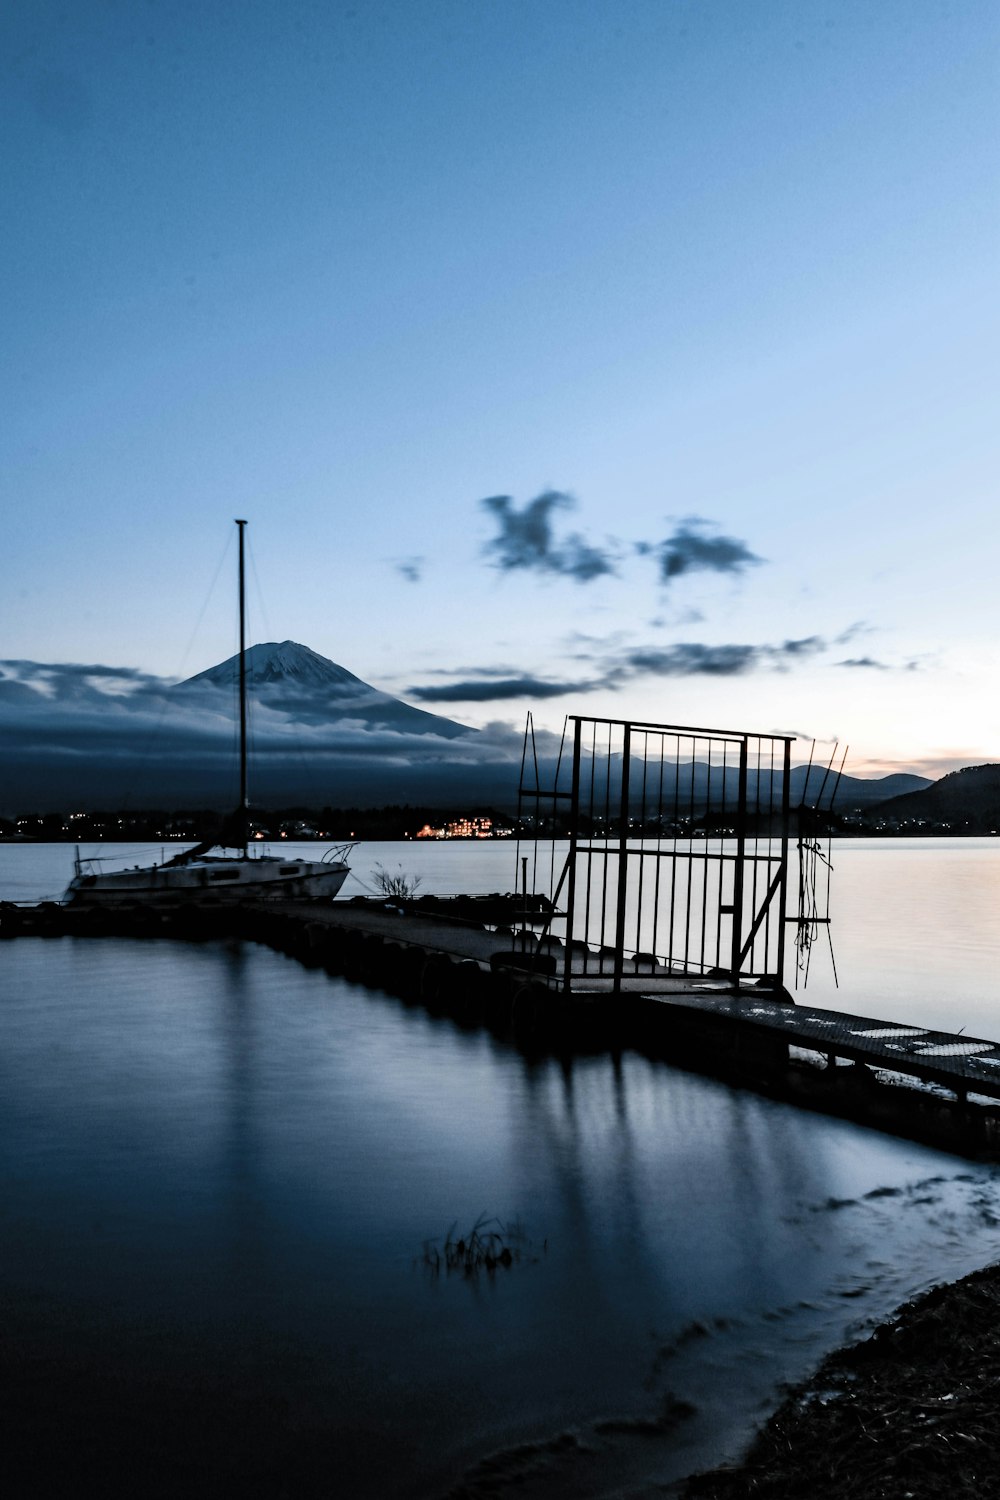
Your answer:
738;864;784;966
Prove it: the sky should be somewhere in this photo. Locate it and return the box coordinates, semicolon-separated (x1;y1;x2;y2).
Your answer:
3;0;998;784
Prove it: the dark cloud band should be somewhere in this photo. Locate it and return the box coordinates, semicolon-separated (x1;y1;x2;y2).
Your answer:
409;675;597;703
407;635;831;702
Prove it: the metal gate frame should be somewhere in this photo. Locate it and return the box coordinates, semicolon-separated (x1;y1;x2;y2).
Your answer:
518;714;794;997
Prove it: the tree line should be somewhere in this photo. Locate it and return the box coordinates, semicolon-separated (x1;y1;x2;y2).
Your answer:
1;804;517;842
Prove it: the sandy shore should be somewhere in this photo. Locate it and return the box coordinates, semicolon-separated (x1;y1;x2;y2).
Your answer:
683;1261;1000;1499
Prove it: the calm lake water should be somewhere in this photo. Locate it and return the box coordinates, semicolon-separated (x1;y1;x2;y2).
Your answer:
3;840;1000;1497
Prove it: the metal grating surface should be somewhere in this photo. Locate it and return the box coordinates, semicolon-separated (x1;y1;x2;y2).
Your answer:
654;992;1000;1101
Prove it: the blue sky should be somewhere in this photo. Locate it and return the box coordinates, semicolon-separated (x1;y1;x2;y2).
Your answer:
3;0;998;779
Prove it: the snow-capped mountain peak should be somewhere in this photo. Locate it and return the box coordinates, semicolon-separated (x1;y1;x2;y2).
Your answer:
183;640;369;691
179;640;473;740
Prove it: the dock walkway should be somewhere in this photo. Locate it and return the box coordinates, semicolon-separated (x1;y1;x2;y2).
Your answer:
282;898;712;990
656;991;1000;1106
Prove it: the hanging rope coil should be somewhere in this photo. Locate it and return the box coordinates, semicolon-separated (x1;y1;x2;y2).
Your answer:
795;834;838;988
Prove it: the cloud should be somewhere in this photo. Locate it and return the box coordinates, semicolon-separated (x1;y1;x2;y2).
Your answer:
478;718;565;753
0;660;168;702
408;675;600;703
561;628;632;657
625;643;760;676
480;491;617;582
408;634;829;702
834;621;875;645
0;655;536;812
623;636;825;678
836;656;889;670
479;494;765;597
781;636;825;658
655;518;762;584
0;677;45;704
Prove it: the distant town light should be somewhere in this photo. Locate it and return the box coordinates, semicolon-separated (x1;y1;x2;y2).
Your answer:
414;816;512;840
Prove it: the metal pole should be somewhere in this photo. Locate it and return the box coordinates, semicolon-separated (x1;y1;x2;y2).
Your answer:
775;737;792;985
613;724;632;996
563;718;582;994
730;737;748;988
236;518;248;854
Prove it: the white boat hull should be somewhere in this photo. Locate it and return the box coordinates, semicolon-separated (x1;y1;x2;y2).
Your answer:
65;854;351;906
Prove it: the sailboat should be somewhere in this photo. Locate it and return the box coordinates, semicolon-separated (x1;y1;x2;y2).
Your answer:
64;520;354;905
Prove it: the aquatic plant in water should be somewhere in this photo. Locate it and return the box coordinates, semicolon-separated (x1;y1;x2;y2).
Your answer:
420;1214;544;1277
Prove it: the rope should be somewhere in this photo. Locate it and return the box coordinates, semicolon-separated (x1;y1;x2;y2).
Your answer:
795;835;837;988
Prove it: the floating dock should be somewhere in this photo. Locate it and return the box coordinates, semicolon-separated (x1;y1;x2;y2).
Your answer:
4;891;1000;1160
4;711;990;1154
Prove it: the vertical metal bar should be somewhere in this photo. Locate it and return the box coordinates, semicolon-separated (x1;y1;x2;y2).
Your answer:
652;732;665;964
583;720;597;961
613;723;632;995
600;721;613;947
773;744;779;966
549;717;568;899
730;737;749;986
766;737;773;949
563;717;583;994
636;730;648;955
750;736;761;973
699;738;712;972
715;740;728;969
669;738;680;967
684;737;697;971
529;715;541;898
514;714;529;902
775;736;792;985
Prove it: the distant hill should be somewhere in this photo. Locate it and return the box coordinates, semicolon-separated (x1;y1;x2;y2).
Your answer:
823;769;932;808
869;763;1000;832
619;762;930;814
788;766;929;808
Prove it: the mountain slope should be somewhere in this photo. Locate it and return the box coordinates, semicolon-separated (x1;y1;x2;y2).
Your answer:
832;771;931;805
871;763;1000;831
179;640;474;740
613;761;930;812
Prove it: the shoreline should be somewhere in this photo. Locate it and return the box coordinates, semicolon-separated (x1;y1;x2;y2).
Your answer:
682;1260;1000;1498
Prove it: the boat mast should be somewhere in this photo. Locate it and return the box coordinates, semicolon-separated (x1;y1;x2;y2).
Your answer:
236;518;249;855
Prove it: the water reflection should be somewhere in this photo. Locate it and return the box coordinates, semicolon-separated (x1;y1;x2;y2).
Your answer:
2;935;1000;1498
218;939;270;1303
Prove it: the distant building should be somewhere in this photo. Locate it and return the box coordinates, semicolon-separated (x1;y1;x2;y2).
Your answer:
414;816;512;839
